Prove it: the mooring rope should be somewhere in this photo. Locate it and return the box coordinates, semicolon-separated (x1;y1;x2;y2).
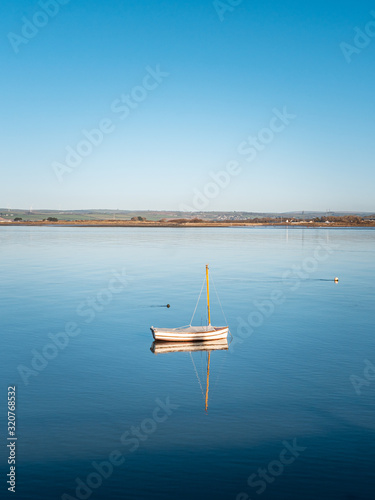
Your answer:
210;274;229;326
189;352;205;400
189;276;206;326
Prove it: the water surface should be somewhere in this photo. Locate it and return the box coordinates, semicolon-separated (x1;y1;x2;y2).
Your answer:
0;227;374;499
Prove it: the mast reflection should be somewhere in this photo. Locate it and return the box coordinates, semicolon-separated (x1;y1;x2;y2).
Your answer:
150;339;229;412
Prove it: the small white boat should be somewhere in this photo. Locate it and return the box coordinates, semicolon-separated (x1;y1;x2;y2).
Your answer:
150;265;228;342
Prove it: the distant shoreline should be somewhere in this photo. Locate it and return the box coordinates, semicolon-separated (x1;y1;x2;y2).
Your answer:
1;221;375;228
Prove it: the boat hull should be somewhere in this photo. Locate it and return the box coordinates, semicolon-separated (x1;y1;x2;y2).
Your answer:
150;326;228;342
151;338;229;354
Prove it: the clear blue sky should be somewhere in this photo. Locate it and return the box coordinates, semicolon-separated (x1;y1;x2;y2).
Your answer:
1;0;374;212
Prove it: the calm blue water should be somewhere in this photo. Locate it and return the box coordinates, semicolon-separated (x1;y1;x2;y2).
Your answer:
1;227;374;500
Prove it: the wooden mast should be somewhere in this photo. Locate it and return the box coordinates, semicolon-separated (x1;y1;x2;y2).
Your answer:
206;264;211;326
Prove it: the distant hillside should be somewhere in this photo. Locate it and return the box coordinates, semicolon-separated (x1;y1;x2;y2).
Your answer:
0;208;374;223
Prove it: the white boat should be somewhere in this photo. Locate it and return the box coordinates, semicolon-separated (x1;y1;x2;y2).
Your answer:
150;265;228;342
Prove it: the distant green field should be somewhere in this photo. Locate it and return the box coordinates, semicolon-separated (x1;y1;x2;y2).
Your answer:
0;210;192;222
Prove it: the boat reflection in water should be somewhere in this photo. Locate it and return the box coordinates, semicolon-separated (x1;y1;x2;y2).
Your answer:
150;338;229;412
